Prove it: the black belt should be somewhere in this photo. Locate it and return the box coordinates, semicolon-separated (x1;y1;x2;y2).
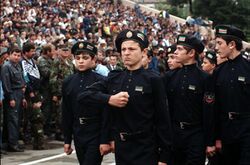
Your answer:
227;112;250;120
79;117;100;125
118;130;150;142
175;121;201;130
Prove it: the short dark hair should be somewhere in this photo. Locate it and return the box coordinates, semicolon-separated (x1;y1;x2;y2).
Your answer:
10;47;22;54
219;36;243;51
41;44;52;55
183;45;200;61
22;42;35;54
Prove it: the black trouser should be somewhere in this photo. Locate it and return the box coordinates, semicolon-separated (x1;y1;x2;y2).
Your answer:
114;133;158;165
172;125;206;165
75;142;102;165
207;152;223;165
221;138;250;165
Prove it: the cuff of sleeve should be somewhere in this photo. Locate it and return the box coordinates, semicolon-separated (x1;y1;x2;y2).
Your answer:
64;137;72;145
159;148;170;164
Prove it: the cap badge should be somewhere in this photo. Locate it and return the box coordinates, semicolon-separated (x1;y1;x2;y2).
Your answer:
188;85;196;90
238;76;245;82
168;47;171;53
137;33;144;41
126;31;133;38
218;28;227;34
179;36;186;42
87;44;94;50
79;43;84;49
207;53;213;59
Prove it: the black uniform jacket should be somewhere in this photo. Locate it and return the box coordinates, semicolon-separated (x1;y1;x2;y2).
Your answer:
78;67;172;164
62;69;108;145
163;63;215;146
213;54;250;143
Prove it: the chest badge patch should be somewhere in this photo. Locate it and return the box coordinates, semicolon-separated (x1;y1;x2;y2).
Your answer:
188;85;196;90
135;86;143;92
238;76;245;82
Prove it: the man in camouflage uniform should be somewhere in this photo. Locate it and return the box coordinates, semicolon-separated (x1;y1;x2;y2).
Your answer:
21;42;45;150
37;44;54;138
49;44;74;140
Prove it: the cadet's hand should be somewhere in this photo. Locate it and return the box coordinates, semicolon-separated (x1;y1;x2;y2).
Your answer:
0;100;2;107
33;101;42;109
29;92;35;98
10;99;16;107
158;162;167;165
64;144;73;155
22;99;27;109
99;144;111;156
206;146;216;157
110;141;115;153
22;87;26;93
52;96;58;102
108;92;129;107
215;140;222;152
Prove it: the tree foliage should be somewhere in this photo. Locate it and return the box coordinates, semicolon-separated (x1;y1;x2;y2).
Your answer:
168;0;249;39
193;0;249;36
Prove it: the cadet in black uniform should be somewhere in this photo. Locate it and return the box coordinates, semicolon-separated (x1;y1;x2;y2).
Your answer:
166;44;182;70
78;29;172;165
213;25;250;165
62;41;110;165
163;34;216;165
201;51;217;75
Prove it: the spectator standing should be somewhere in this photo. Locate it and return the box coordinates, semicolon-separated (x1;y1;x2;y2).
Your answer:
1;47;26;152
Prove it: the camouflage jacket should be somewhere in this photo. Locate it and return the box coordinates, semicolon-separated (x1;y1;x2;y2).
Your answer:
37;55;53;91
49;56;74;97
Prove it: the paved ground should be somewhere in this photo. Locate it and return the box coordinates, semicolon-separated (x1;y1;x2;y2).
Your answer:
1;140;115;165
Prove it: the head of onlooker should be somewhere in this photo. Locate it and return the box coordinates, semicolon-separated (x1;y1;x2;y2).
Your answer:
22;42;36;59
41;43;54;59
9;47;22;64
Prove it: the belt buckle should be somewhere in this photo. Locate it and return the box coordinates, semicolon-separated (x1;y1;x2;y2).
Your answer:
119;132;128;141
180;122;185;129
228;112;239;120
79;117;86;125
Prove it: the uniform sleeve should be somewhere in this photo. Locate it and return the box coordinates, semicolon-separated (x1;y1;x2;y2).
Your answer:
49;60;60;96
151;76;172;164
1;65;14;100
203;74;216;146
100;105;113;144
212;68;221;141
37;58;51;80
62;79;73;144
77;77;111;105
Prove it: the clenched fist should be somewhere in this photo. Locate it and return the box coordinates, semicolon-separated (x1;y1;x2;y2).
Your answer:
108;92;129;108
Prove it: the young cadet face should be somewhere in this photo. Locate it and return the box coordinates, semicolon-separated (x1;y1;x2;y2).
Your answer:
167;53;182;70
174;45;192;64
215;37;232;59
121;40;146;70
201;57;216;74
74;52;95;72
9;51;22;63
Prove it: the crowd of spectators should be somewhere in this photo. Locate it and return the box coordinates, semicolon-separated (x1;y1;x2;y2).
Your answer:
1;0;216;64
0;0;249;155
